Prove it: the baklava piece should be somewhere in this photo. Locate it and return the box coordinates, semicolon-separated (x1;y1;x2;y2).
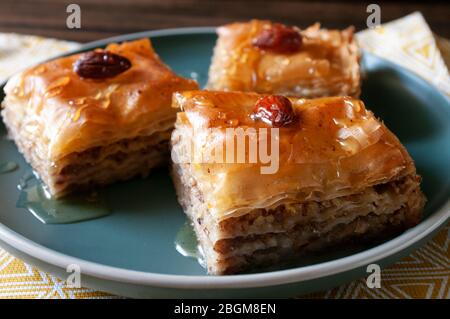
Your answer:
207;20;360;98
171;91;426;275
1;39;198;198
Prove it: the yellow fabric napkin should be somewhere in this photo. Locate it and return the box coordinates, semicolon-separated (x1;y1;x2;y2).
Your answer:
357;11;450;96
0;33;79;84
0;13;449;299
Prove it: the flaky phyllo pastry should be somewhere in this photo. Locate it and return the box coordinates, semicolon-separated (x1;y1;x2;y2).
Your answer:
171;91;426;275
1;39;198;197
207;20;360;98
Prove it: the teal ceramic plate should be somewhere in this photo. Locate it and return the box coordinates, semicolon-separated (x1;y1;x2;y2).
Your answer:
0;28;449;298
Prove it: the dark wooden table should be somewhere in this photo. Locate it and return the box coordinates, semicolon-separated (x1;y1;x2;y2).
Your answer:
0;0;448;43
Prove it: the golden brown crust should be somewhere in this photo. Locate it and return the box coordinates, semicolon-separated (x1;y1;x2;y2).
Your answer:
2;38;199;197
2;39;199;160
207;20;360;97
171;91;417;217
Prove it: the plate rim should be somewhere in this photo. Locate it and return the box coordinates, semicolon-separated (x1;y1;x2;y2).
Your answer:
0;27;449;290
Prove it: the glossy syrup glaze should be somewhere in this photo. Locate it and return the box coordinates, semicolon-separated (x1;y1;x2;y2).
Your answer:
207;20;360;97
17;171;110;224
173;90;407;162
172;91;416;217
2;38;199;160
175;222;206;268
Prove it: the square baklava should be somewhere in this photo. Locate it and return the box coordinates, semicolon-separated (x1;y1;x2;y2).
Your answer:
1;39;198;197
171;90;426;275
207;20;360;98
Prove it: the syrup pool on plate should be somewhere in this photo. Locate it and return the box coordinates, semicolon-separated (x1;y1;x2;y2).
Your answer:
0;161;18;174
175;222;206;268
0;133;19;174
17;171;110;224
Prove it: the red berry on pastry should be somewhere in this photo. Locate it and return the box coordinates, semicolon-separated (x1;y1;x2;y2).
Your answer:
252;95;296;127
252;23;302;54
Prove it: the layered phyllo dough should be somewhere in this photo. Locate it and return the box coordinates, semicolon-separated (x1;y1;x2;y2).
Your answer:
1;39;198;197
207;20;360;98
171;91;426;275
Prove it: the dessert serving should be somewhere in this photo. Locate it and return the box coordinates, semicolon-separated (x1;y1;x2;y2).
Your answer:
1;38;199;198
207;20;360;98
0;18;433;283
171;90;426;275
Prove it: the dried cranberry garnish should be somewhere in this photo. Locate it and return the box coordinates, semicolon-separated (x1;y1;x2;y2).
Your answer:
252;23;302;54
73;51;131;79
251;95;296;127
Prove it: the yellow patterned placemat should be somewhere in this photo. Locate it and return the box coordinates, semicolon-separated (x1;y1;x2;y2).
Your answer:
307;224;449;299
0;224;448;299
0;12;449;299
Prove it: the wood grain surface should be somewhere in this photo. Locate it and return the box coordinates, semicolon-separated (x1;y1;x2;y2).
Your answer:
0;1;448;42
